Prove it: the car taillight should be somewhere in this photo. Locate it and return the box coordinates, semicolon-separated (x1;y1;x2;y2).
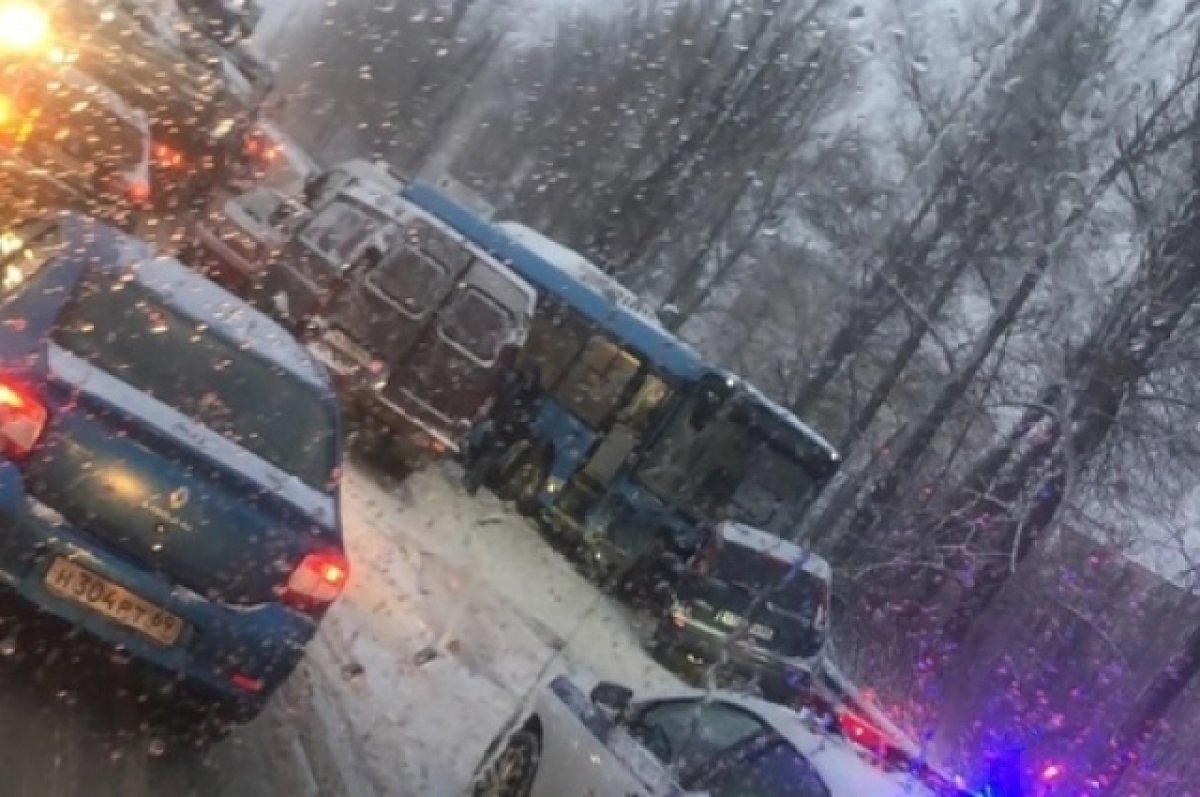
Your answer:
839;711;887;753
128;178;151;205
283;550;350;610
0;377;46;459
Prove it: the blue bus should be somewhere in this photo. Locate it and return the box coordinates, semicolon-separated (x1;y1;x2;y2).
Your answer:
402;182;841;574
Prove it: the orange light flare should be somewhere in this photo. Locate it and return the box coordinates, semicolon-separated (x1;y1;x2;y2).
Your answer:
0;3;51;54
153;142;186;170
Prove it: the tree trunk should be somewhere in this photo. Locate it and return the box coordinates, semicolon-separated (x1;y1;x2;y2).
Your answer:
1091;623;1200;796
837;200;1004;450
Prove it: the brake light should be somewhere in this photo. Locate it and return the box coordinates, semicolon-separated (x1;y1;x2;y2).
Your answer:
229;672;263;693
283;550;350;609
0;376;46;459
128;178;151;205
153;143;186;170
839;711;887;753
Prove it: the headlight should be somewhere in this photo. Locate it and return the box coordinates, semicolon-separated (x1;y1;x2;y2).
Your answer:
210;118;237;141
0;231;24;257
0;3;50;54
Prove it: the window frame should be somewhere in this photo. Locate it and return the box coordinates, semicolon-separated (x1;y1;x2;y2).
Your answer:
626;698;772;774
435;284;516;366
553;334;642;428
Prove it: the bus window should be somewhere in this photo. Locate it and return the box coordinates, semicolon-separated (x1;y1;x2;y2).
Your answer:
299;199;380;264
366;247;451;318
557;336;641;427
731;450;815;536
622;374;671;433
439;287;514;364
520;309;586;388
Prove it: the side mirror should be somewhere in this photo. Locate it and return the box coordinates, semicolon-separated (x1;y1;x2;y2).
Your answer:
590;682;634;716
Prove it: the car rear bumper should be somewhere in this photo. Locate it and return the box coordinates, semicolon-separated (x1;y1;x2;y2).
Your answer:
653;618;813;702
0;465;317;706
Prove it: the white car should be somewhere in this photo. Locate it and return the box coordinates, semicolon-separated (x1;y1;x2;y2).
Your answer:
472;676;960;797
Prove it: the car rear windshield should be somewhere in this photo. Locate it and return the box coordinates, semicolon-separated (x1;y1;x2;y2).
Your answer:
53;275;337;491
710;544;828;618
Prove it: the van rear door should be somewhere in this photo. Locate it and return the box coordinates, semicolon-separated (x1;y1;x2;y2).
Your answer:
320;217;472;373
259;194;395;329
378;260;536;434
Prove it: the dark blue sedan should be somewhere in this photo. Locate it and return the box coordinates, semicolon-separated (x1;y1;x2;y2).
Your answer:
0;213;348;735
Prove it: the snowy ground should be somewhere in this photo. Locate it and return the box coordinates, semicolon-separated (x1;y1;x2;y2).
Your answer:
299;461;679;796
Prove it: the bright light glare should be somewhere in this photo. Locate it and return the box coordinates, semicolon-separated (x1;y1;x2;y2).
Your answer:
0;3;51;53
0;232;24;257
1040;764;1064;781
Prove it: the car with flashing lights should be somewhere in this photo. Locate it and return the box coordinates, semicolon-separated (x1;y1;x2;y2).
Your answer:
16;0;260;203
650;522;833;706
471;675;965;797
0;213;349;737
0;63;153;227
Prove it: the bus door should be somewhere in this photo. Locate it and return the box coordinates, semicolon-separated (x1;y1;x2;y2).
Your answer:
581;370;671;488
546;337;669;498
378;256;536;434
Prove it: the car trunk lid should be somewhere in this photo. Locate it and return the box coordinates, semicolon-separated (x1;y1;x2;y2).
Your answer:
23;344;336;605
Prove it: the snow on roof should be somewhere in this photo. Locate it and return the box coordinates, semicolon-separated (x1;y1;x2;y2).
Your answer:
133;255;333;390
718;521;833;583
727;371;841;463
495;221;665;325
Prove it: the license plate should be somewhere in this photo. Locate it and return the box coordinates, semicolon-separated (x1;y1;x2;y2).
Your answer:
716;610;775;641
324;328;374;367
748;623;775;642
43;558;184;646
717;610;745;628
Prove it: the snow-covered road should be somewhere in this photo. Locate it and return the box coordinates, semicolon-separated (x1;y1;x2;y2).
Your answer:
299;462;679;796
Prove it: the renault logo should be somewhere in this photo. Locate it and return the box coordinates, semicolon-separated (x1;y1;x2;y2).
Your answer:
168;487;190;511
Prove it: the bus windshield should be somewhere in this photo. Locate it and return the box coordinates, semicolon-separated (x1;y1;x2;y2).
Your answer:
636;396;822;535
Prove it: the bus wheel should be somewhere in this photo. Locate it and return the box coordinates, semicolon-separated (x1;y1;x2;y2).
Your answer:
501;457;543;517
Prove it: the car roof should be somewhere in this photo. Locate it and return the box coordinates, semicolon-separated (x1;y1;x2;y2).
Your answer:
717;521;833;583
57;215;333;392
